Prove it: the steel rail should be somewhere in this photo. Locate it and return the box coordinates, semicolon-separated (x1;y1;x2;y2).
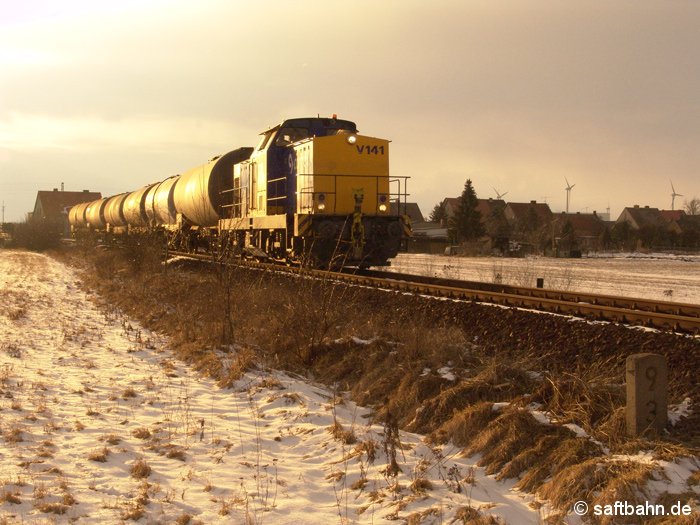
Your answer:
165;251;700;334
357;269;700;319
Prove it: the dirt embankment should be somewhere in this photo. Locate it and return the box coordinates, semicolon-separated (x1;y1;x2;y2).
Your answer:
59;245;700;520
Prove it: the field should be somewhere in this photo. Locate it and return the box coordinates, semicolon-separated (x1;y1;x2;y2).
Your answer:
1;248;698;523
389;253;700;304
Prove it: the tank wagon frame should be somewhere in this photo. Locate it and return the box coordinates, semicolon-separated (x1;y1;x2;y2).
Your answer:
69;117;411;269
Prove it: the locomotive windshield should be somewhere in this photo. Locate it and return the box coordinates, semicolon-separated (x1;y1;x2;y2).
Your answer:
274;127;310;146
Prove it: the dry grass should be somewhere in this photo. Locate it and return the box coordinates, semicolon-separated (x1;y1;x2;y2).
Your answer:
132;427;152;439
130;458;152;479
164;445;187;461
452;506;504;524
0;491;21;504
217;347;257;388
429;401;498;446
4;427;23;444
34;501;68;514
88;447;110;462
103;433;122;445
328;421;357;445
538;458;655;512
409;477;433;494
121;387;138;399
54;243;700;517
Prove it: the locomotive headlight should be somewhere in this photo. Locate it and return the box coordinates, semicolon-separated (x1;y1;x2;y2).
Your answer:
378;194;388;212
317;193;326;211
346;134;357;145
318;202;326;211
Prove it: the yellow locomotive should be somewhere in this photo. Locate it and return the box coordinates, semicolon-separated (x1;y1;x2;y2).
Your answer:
69;116;410;268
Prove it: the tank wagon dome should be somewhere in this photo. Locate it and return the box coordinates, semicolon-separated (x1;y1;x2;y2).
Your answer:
152;175;180;225
85;198;109;229
173;148;253;227
123;183;159;227
104;193;129;227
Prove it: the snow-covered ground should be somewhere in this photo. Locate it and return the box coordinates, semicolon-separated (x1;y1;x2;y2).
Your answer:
0;250;546;523
387;253;700;304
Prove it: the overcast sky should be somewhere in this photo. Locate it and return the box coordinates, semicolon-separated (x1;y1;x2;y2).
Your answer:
1;0;698;222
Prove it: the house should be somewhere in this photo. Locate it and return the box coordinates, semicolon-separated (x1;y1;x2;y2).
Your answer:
676;215;700;249
32;188;102;234
502;201;554;253
504;201;553;231
616;205;667;230
396;202;449;253
615;205;684;249
390;202;424;224
553;211;606;254
439;197;506;227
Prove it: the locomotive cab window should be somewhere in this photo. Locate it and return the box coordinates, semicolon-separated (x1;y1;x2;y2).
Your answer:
275;127;309;146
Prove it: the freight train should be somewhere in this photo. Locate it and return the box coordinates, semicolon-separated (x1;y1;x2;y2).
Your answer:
68;116;411;268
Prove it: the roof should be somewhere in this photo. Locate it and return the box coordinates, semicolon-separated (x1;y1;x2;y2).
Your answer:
441;198;505;223
33;190;102;219
554;212;606;236
476;198;506;218
505;201;553;224
391;202;424;223
659;210;686;222
617;206;667;229
410;221;448;239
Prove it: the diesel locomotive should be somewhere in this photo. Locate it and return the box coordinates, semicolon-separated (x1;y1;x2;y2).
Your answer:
68;116;411;268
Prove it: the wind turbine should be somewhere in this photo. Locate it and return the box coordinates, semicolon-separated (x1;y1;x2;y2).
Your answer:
670;180;683;211
492;187;508;200
564;177;575;213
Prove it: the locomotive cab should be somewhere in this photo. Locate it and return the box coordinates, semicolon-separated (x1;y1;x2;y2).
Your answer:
218;116;410;267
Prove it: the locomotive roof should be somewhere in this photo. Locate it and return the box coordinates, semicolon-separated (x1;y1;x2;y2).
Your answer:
260;117;357;134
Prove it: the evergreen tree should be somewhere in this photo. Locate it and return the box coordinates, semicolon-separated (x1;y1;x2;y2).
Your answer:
448;179;484;243
428;201;447;223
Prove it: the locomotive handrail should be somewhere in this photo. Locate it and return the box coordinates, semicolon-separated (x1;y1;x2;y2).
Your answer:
296;173;409;215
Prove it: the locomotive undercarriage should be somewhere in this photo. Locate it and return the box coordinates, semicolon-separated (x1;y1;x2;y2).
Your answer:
162;214;406;269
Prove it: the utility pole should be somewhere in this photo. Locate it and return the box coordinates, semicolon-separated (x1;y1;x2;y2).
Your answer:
1;201;4;228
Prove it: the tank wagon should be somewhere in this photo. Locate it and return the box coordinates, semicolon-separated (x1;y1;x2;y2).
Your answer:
68;116;410;268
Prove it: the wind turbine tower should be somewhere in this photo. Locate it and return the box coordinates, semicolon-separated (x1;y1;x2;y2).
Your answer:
564;177;576;213
670;180;683;211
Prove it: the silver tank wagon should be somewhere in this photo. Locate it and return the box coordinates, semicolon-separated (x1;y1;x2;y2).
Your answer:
152;175;180;226
123;183;158;227
104;193;128;227
173;149;253;227
68;201;91;229
85;198;109;229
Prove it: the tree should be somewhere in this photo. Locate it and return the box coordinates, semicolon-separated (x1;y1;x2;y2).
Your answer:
684;197;700;215
448;179;484;243
428;201;447;223
599;226;612;251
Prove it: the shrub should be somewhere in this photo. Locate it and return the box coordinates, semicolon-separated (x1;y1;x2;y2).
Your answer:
13;217;64;251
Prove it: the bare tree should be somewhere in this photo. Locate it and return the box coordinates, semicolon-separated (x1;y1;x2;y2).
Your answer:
684;197;700;215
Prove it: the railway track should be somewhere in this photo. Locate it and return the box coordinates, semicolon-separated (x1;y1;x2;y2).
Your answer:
167;251;700;334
